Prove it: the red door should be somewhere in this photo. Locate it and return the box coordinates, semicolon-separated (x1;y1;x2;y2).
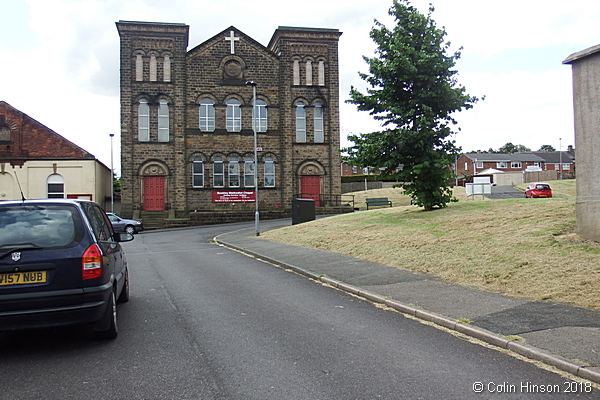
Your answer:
300;175;321;207
144;176;165;211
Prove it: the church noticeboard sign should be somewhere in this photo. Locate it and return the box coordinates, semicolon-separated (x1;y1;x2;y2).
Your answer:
212;190;256;203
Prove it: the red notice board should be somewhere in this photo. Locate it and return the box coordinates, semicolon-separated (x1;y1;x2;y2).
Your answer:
212;190;256;203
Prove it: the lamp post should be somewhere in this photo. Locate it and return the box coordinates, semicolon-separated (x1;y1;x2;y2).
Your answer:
109;133;114;213
559;137;562;180
245;80;260;236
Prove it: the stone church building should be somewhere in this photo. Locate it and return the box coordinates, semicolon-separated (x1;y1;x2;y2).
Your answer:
116;21;343;222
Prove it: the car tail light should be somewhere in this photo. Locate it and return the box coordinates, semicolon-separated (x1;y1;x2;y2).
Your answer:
82;244;103;280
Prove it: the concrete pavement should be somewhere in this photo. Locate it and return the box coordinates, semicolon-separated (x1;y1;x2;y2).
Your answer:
215;218;600;384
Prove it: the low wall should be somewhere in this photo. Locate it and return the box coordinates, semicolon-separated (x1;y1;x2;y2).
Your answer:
342;181;383;193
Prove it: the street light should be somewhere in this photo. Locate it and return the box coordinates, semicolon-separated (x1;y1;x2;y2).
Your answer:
559;137;562;180
245;80;260;236
109;133;115;213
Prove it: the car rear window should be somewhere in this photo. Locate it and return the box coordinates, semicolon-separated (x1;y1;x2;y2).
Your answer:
536;184;550;190
0;204;84;250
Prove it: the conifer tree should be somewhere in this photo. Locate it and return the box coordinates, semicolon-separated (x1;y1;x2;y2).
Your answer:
346;0;479;210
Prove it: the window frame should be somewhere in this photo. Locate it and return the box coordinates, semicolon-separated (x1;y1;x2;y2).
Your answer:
226;98;241;132
314;102;324;142
192;157;204;188
158;99;169;142
47;174;65;199
254;99;267;132
264;157;275;187
244;156;255;187
213;156;224;188
295;102;306;142
138;99;150;142
228;157;240;187
199;98;215;132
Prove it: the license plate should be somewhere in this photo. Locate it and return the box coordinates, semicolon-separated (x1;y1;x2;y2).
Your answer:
0;271;47;286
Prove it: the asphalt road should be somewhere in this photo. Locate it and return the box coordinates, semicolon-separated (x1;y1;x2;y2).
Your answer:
0;223;596;399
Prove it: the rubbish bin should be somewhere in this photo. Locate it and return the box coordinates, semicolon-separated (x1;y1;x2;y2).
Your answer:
292;198;315;225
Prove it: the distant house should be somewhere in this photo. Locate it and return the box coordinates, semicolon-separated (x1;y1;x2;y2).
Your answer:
526;149;575;176
0;101;112;207
340;160;369;176
457;151;574;178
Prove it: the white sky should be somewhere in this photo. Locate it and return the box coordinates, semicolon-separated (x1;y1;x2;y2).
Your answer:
2;0;599;175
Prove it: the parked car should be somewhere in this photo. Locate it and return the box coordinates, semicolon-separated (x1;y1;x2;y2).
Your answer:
106;212;144;234
0;199;134;339
525;182;553;198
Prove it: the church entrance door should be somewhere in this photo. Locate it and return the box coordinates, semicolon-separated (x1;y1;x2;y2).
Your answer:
143;176;165;211
300;175;321;207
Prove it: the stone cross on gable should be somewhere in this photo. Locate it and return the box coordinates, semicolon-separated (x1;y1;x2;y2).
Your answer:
225;30;239;54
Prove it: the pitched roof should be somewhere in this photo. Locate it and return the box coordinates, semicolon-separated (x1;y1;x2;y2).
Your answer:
527;151;575;163
463;153;545;162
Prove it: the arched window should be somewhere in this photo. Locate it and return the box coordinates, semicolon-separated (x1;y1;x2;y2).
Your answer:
163;54;171;82
138;99;149;141
314;102;324;143
192;157;204;188
244;156;255;187
135;54;143;81
293;60;300;85
305;61;313;85
199;98;215;132
149;54;157;81
318;61;325;86
264;157;275;187
226;99;241;132
295;102;306;142
158;99;169;142
228;157;240;187
213;156;224;187
254;99;267;132
47;174;64;198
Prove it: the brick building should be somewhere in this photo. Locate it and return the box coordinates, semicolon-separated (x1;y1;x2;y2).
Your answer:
0;101;112;205
116;21;342;221
457;151;575;177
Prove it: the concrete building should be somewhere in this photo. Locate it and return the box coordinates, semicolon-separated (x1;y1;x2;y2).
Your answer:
116;22;343;224
564;44;600;241
0;101;112;207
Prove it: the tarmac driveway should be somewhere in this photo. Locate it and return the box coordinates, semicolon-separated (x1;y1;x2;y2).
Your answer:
486;185;525;199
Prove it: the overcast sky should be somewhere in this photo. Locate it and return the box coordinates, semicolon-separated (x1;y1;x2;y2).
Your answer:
2;0;599;174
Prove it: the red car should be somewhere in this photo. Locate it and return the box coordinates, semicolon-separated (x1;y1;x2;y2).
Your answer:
525;182;553;198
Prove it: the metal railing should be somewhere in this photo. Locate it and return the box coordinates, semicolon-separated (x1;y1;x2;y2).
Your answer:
294;193;355;209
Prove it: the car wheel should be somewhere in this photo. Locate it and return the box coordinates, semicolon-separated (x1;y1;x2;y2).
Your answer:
95;290;118;339
117;269;130;304
125;225;135;235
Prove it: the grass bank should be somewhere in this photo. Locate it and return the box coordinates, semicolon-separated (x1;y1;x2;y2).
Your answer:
261;180;600;309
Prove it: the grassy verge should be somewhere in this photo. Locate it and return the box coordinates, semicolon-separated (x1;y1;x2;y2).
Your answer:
261;180;600;309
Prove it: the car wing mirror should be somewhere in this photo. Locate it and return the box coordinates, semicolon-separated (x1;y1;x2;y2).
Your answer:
116;233;135;242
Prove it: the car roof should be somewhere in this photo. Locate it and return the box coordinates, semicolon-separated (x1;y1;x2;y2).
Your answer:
0;198;97;207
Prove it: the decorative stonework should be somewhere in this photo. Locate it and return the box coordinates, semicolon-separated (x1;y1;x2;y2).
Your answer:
299;162;325;176
141;163;167;176
224;60;243;79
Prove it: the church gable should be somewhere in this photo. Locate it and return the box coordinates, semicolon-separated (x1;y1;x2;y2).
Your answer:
0;101;93;165
187;26;279;87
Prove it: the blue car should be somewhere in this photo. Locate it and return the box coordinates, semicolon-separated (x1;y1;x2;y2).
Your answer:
0;199;134;339
106;212;144;234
